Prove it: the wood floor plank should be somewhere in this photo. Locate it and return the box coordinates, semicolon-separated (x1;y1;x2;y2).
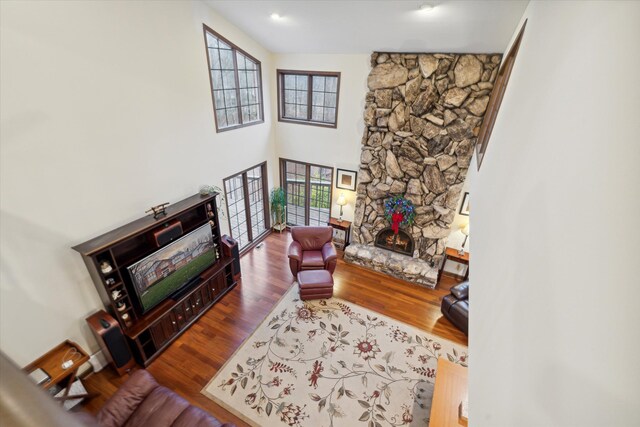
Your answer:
81;231;467;425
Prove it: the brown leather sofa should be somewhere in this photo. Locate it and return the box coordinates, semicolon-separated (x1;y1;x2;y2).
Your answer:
441;281;469;335
0;352;233;427
287;226;337;276
86;370;233;427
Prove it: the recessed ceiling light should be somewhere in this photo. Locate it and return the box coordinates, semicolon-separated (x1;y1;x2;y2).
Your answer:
418;3;435;13
270;13;282;20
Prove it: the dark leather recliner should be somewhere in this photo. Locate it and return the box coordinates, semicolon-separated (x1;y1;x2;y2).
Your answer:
441;281;469;335
287;226;337;276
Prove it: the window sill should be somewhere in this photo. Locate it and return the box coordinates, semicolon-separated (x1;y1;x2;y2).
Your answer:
278;117;337;129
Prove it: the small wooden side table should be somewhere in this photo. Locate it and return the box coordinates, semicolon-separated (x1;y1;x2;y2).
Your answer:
328;217;351;250
429;358;468;427
24;340;91;402
439;247;470;282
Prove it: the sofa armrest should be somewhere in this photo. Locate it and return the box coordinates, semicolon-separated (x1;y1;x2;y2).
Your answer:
97;370;158;427
450;282;469;300
288;241;302;261
321;242;337;263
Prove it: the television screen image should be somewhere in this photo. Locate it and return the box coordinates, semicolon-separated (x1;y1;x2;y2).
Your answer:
128;224;215;312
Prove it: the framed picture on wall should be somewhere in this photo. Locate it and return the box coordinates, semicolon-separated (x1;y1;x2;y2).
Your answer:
336;169;357;191
459;192;470;216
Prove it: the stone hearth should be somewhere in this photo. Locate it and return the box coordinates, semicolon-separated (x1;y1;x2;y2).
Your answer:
344;244;438;287
346;51;499;286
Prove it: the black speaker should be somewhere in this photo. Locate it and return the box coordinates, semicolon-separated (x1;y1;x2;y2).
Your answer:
152;221;183;247
87;310;136;376
221;235;241;280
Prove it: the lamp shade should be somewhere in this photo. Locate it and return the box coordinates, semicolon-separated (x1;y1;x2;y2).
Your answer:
461;223;469;236
336;194;347;206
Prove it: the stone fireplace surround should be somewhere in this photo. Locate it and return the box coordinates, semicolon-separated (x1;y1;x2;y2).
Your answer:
344;52;500;287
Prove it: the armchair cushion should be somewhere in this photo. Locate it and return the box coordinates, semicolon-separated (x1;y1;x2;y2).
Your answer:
95;370;234;427
287;241;302;261
290;226;333;251
302;251;325;267
450;282;469;300
97;370;158;427
321;242;337;264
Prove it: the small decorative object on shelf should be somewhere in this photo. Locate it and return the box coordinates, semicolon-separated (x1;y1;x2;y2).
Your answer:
384;194;416;234
116;301;126;312
100;261;113;274
199;185;226;217
121;313;132;327
145;202;170;219
111;289;122;300
105;278;115;286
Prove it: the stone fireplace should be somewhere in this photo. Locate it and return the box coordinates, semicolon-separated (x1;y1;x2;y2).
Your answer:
345;52;500;287
374;228;414;256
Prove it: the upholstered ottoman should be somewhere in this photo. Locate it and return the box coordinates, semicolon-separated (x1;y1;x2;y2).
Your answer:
297;270;333;300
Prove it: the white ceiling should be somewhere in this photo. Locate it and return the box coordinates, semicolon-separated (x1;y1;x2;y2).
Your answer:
205;0;529;54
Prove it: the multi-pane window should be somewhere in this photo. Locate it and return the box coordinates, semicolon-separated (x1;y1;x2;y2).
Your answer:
277;70;340;127
280;159;333;226
224;162;269;251
204;25;263;132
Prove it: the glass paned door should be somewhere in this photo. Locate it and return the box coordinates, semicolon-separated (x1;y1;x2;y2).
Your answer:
309;165;332;225
224;162;269;250
281;159;333;226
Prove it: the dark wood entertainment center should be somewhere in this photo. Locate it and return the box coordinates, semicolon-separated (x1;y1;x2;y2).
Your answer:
73;193;236;366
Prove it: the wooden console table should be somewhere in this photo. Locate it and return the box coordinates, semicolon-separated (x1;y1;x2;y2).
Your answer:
24;340;92;402
328;217;351;250
439;247;470;282
430;358;468;427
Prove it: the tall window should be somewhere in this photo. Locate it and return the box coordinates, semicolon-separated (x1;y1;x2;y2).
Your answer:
277;70;340;127
280;159;333;226
204;25;263;132
223;162;269;251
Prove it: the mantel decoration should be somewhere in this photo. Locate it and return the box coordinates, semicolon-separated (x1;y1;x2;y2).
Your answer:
384;195;416;235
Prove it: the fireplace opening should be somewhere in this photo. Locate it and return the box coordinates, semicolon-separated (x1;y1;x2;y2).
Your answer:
374;227;415;256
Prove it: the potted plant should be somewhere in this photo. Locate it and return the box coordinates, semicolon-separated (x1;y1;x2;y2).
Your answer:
270;187;287;232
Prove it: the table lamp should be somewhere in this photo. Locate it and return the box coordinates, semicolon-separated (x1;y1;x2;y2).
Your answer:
458;223;469;256
336;193;347;222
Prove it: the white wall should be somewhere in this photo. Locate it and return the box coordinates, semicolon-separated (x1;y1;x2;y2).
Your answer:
0;0;277;366
273;54;370;222
471;1;640;425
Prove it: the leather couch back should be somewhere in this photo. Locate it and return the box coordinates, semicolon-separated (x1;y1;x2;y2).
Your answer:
291;226;333;251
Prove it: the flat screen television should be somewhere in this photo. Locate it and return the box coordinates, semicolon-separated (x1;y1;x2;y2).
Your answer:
127;223;215;313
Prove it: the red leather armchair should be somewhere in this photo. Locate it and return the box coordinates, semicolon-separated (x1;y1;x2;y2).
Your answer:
288;226;337;276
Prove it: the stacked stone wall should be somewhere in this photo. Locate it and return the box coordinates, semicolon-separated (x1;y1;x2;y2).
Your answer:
352;52;501;267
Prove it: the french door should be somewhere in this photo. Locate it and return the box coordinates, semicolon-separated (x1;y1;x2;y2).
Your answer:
280;158;333;226
223;162;269;251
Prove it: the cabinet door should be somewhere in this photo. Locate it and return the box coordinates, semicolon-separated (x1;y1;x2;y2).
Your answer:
150;312;177;348
172;305;187;329
201;280;212;305
208;275;222;300
191;291;204;315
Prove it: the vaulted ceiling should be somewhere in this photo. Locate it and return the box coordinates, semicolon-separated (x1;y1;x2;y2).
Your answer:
206;0;529;54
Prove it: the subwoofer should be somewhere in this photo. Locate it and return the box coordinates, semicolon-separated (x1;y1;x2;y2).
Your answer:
221;235;241;280
86;310;135;376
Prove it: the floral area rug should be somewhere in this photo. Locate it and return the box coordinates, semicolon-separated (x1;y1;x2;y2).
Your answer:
202;284;468;427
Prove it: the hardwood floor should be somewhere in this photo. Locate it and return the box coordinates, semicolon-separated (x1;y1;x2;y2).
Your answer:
81;231;466;425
